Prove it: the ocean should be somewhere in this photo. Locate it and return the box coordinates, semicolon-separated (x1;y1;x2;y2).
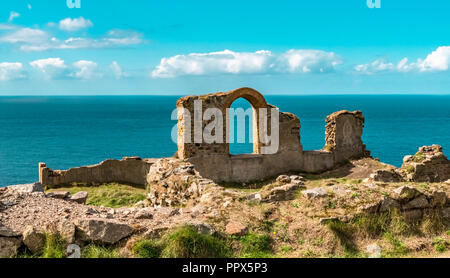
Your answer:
0;95;449;187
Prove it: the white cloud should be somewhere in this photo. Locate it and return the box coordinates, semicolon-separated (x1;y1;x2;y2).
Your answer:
276;49;342;73
419;46;450;72
0;62;25;81
58;17;93;32
3;29;144;52
110;61;129;79
354;59;395;74
30;58;67;79
8;11;20;23
72;60;101;80
355;46;450;74
152;49;341;78
0;27;48;44
152;50;273;78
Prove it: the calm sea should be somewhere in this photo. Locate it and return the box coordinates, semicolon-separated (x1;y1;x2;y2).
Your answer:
1;95;449;187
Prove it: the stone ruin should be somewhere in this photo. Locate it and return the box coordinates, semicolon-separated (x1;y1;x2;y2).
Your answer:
39;87;370;186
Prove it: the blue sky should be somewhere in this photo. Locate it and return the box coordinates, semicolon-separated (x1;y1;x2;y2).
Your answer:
0;0;450;95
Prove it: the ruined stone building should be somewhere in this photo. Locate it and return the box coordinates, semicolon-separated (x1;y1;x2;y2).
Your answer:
39;87;369;186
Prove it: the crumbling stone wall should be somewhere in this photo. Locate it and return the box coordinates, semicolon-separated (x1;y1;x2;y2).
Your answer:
39;157;154;187
324;110;369;163
39;87;369;185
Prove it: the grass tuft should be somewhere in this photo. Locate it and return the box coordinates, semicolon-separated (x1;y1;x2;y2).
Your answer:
161;225;231;258
81;245;122;258
239;233;273;258
133;239;161;258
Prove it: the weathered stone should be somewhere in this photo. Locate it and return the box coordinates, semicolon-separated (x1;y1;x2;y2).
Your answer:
0;224;21;237
358;203;379;214
67;244;81;258
225;221;248;236
290;175;305;182
442;207;450;220
330;185;348;196
403;195;429;210
187;222;215;235
429;190;447;207
370;169;403;182
10;182;44;193
47;191;70;199
379;197;401;212
262;183;303;202
247;193;262;201
276;175;291;184
403;209;423;222
0;237;22;258
134;209;153;220
302;187;328;199
23;226;45;253
69;191;88;204
75;218;134;244
393;186;420;201
366;243;381;258
403;155;413;164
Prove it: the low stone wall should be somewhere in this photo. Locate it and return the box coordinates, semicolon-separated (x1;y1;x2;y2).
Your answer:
39;157;155;187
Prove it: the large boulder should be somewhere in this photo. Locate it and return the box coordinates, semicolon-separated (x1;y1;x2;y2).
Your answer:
46;191;70;199
0;237;22;258
370;169;404;182
69;191;88;204
401;145;450;182
10;182;43;193
393;186;420;201
302;187;328;199
379;197;401;212
75;218;133;244
23;226;45;254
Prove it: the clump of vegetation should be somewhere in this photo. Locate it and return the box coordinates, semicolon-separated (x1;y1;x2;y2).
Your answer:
47;183;146;208
40;233;67;258
16;233;67;258
239;233;273;258
405;165;415;173
132;239;161;258
421;210;447;235
327;221;358;256
432;237;448;253
160;225;231;258
382;232;409;257
412;151;426;162
81;245;122;258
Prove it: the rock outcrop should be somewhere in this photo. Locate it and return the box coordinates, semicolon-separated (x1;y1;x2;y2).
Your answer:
401;145;450;182
146;158;215;207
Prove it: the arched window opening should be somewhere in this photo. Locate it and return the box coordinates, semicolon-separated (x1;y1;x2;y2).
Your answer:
229;98;254;155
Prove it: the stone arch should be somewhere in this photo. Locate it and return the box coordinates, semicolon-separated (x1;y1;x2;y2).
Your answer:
223;88;268;155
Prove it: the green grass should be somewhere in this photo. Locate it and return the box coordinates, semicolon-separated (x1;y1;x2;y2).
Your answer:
47;183;146;208
133;239;161;258
382;232;409;257
433;237;448;253
160;225;231;258
16;233;67;258
81;245;122;258
239;233;273;258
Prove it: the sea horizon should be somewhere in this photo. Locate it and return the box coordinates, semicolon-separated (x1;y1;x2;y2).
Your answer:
1;94;449;187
